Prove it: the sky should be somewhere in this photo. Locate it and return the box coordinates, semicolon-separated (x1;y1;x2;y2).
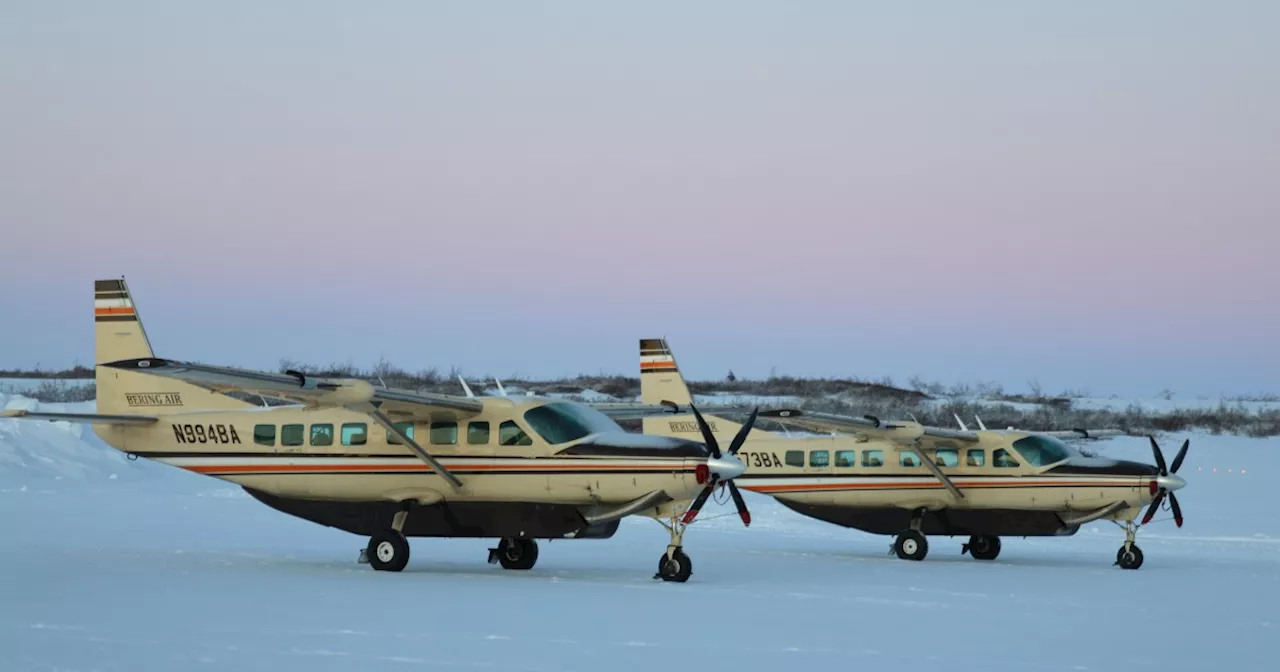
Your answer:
1;1;1277;398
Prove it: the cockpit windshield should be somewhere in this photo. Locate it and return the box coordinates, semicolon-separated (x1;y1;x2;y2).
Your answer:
522;401;624;445
1010;435;1076;467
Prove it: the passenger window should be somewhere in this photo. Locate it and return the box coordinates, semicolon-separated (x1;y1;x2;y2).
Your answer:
834;450;856;467
386;422;414;445
310;423;334;446
341;423;367;446
809;450;830;468
468;421;490;445
900;450;921;467
785;450;805;467
281;423;304;447
862;449;884;467
253;424;276;447
430;421;458;445
935;448;959;467
499;420;532;446
966;449;986;467
994;449;1019;468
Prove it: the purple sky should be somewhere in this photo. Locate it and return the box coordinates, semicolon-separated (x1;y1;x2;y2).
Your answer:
2;2;1277;398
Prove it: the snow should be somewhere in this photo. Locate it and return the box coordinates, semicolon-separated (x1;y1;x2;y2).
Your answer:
1;391;1277;671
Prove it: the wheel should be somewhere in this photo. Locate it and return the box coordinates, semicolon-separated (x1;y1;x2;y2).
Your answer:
894;530;928;561
1116;543;1144;570
367;529;410;572
496;538;539;570
968;535;1001;561
657;549;693;582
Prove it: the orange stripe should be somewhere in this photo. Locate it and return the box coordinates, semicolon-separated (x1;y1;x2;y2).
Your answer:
185;463;686;475
94;307;136;316
639;361;676;369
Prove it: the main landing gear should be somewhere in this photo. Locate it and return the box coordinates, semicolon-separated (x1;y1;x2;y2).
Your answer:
891;509;1003;562
360;505;413;572
355;503;541;572
892;508;929;561
488;537;539;571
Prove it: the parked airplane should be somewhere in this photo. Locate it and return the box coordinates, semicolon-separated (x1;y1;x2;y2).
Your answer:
0;280;755;582
609;338;1189;569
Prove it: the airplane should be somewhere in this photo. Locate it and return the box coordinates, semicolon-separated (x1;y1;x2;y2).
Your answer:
602;338;1190;570
0;279;757;582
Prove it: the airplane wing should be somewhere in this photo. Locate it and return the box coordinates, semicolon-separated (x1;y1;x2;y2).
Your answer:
757;409;982;442
0;410;158;426
101;357;483;420
757;409;1125;443
589;400;764;421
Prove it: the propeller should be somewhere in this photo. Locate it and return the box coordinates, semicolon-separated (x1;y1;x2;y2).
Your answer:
682;405;757;527
1142;436;1190;527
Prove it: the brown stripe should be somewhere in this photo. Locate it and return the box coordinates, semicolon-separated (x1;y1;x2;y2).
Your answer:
95;307;136;316
95;315;138;323
95;291;129;300
95;279;124;291
640;368;679;374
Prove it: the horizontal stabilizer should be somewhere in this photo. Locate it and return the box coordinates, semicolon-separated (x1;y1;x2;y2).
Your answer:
0;410;158;426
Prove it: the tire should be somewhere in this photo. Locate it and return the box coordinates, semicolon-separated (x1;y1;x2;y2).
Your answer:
1116;544;1144;570
894;530;928;561
367;529;410;572
657;549;693;582
496;538;539;570
968;535;1001;561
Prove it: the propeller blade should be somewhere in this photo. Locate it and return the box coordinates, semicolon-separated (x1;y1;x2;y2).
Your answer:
1168;492;1183;528
680;483;716;524
688;404;721;459
727;481;751;526
1169;439;1190;474
1148;436;1168;475
1141;492;1165;525
726;406;759;456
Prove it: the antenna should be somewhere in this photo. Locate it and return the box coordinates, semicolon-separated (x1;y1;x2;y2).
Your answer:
458;375;474;398
974;414;988;431
954;413;969;431
494;378;508;397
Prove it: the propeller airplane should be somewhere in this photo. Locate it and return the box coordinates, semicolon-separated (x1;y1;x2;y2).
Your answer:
605;338;1190;570
0;280;756;582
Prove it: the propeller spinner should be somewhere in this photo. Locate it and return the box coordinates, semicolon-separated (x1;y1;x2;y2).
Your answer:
682;405;757;527
1142;436;1190;527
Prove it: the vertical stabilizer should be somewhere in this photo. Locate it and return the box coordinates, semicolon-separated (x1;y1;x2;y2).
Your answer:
637;337;776;441
93;277;252;416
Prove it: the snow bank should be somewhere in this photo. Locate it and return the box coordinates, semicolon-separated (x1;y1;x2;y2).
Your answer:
0;392;166;485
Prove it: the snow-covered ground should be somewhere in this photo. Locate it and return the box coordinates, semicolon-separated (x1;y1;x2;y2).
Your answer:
1;392;1276;671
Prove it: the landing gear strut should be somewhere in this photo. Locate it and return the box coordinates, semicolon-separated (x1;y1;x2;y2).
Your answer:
488;537;539;570
362;504;412;572
1115;520;1144;570
654;509;694;582
892;508;929;561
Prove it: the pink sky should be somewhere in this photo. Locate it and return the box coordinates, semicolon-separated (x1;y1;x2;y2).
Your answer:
2;2;1277;397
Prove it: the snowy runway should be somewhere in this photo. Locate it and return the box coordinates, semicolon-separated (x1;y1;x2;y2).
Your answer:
2;404;1276;671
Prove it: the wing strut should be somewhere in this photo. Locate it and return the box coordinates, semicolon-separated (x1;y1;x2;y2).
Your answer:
368;409;463;490
920;455;965;501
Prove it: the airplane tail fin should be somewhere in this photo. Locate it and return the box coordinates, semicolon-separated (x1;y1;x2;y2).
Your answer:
637;337;776;441
640;338;692;406
93;277;253;416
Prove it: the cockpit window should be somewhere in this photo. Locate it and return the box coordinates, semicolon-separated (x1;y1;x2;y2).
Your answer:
522;401;623;445
1010;435;1074;467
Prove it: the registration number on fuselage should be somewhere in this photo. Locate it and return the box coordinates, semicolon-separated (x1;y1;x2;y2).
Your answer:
738;451;783;468
172;423;242;444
